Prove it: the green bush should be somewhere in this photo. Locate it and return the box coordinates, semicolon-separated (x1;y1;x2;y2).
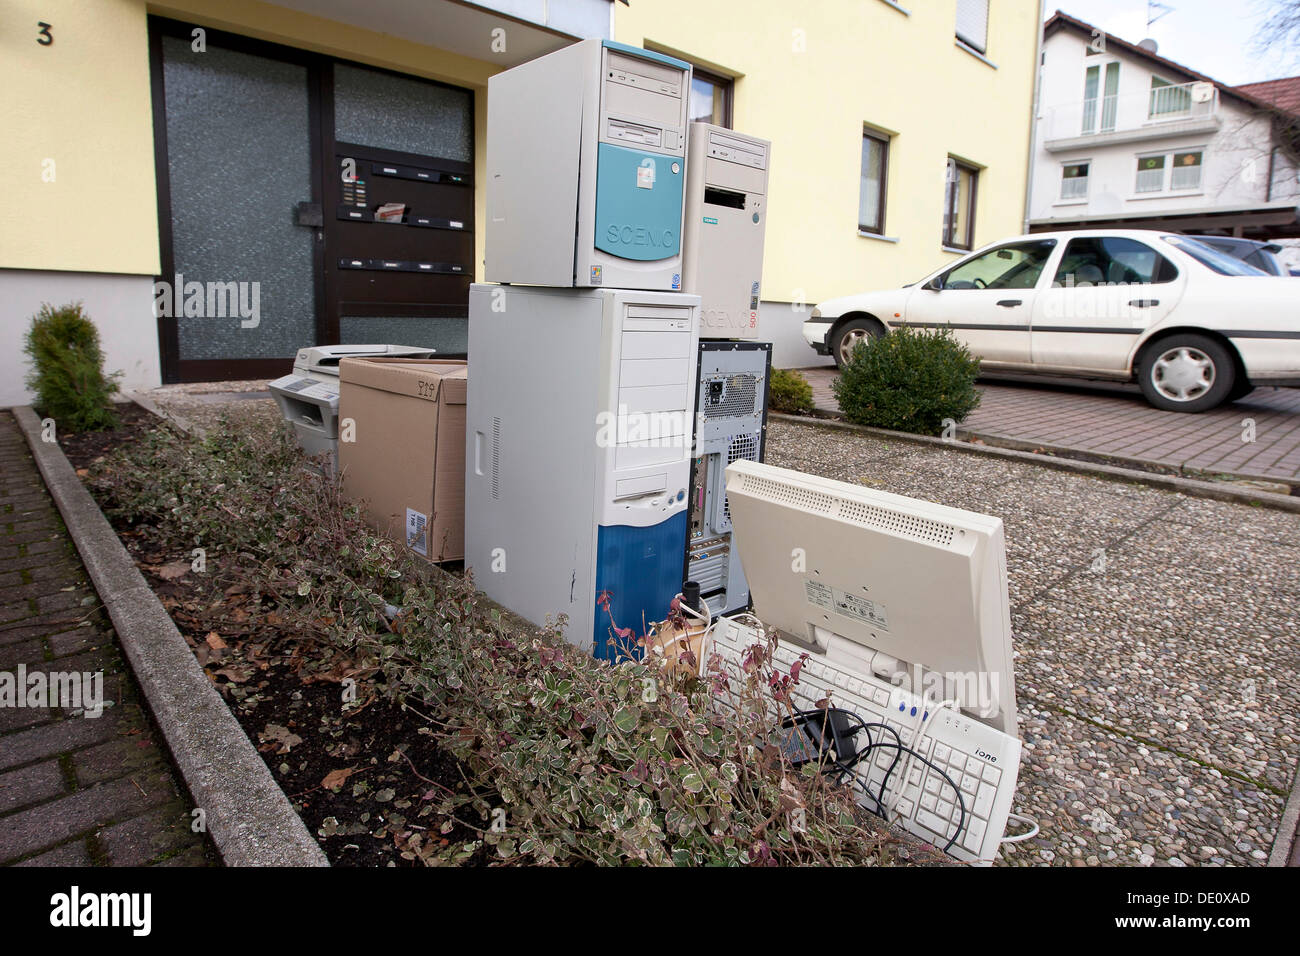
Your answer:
832;326;981;436
768;367;815;414
23;302;121;432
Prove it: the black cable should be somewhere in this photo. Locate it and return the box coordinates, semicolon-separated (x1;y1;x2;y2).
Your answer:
781;707;969;853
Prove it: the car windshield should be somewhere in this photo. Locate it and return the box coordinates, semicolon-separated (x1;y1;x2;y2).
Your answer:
1162;236;1270;276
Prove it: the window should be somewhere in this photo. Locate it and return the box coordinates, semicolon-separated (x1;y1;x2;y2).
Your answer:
1164;236;1268;276
1052;237;1178;287
1060;162;1090;200
1149;76;1192;118
955;0;989;54
1135;154;1166;193
943;158;978;250
1170;150;1203;190
1082;62;1119;133
940;240;1057;290
859;129;889;234
688;67;733;128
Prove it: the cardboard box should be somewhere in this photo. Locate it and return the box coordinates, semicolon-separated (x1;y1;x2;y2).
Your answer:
338;358;467;561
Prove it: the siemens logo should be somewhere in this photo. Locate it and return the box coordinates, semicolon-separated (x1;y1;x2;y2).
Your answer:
604;225;675;248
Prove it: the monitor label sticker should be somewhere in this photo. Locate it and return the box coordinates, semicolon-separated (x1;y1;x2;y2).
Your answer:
805;580;834;611
831;588;889;631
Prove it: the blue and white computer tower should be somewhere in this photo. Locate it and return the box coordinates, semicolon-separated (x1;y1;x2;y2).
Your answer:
484;38;692;291
465;284;700;659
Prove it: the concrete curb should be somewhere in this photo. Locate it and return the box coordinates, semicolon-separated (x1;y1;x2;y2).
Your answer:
1268;760;1300;867
772;412;1300;514
14;406;328;867
124;388;207;439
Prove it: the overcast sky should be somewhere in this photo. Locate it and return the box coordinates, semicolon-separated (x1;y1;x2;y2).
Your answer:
1054;0;1298;86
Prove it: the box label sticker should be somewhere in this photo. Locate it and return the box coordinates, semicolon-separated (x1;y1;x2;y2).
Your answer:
831;588;889;631
703;216;718;225
637;158;656;189
590;265;602;285
406;508;428;557
805;579;834;611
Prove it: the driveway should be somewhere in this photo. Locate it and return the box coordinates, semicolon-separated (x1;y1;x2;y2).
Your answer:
800;368;1300;484
764;417;1300;866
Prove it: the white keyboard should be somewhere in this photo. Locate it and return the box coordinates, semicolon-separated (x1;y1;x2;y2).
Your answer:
708;618;1022;865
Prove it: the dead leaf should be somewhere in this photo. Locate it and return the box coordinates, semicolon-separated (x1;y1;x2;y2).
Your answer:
213;665;250;684
321;767;357;791
205;632;228;650
260;723;303;754
75;468;89;477
156;560;190;581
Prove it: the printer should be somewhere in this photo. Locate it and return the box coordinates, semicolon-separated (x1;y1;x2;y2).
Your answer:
269;344;436;459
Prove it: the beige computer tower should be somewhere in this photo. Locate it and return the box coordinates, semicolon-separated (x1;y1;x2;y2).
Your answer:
681;124;770;340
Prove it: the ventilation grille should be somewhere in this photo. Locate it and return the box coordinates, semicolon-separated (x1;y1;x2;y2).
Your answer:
723;433;761;522
491;417;501;501
838;500;955;546
740;474;836;514
703;373;760;420
740;474;957;547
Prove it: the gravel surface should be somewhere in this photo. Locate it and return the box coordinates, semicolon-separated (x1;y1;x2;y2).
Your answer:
764;418;1298;867
130;381;279;435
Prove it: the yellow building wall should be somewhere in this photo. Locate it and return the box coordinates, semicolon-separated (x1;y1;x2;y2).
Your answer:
0;0;501;279
0;0;161;275
616;0;1042;305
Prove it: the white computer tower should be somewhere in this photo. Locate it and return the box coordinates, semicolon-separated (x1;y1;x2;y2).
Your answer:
485;39;692;291
465;284;700;658
681;124;770;339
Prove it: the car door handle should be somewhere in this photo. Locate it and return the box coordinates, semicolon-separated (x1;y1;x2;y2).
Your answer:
996;299;1022;307
1128;299;1159;307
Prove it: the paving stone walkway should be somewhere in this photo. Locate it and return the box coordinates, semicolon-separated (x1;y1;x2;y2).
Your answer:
801;368;1300;483
0;411;212;866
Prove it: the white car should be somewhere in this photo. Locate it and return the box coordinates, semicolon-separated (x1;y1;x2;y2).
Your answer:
802;229;1300;412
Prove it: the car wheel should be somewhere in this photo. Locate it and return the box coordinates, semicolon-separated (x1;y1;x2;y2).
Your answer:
1137;334;1235;413
832;318;883;368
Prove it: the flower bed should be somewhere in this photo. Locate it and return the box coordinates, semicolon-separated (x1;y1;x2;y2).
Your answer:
71;404;931;866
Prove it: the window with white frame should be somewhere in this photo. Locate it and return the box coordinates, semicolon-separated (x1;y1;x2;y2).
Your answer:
1170;150;1203;190
1135;150;1203;194
1135;154;1166;193
956;0;989;54
1060;162;1090;200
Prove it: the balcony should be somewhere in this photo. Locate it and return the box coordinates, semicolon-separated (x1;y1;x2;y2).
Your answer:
1042;81;1221;153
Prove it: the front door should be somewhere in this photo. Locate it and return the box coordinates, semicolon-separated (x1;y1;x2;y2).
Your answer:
150;19;475;382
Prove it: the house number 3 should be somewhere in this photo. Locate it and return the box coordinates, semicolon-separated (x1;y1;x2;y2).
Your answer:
37;22;53;45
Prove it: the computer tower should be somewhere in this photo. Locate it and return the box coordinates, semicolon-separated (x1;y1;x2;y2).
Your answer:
681;124;770;339
686;341;771;616
465;284;700;659
485;39;692;292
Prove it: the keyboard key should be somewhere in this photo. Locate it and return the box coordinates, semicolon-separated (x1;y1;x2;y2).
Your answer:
872;689;890;707
920;793;937;812
936;800;953;821
973;785;995;819
915;809;948;838
897;798;914;818
981;763;1002;785
961;774;979;796
933;743;950;763
923;776;941;796
907;767;922;786
964;817;987;853
965;755;985;775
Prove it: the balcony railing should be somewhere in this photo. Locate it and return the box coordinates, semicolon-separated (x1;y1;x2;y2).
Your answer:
1044;81;1219;145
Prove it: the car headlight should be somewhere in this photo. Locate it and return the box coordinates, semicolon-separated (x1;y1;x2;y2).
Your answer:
810;306;822;319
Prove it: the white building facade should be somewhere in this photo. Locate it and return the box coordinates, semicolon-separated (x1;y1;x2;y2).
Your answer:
1029;12;1300;240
